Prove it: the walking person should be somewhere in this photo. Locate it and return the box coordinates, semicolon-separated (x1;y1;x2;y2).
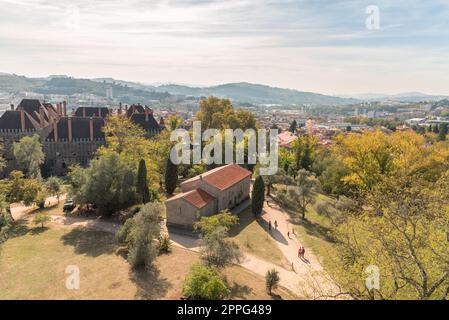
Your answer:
274;220;278;230
268;221;272;231
287;231;290;238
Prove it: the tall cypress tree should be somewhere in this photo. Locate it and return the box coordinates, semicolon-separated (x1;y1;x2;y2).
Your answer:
137;159;151;204
251;176;265;216
165;157;178;195
438;124;448;141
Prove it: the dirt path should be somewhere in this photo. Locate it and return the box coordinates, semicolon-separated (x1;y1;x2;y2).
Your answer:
260;198;338;297
10;195;65;221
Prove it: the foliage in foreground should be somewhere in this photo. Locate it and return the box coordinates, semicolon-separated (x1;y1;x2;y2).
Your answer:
183;264;230;300
68;152;136;216
116;202;164;269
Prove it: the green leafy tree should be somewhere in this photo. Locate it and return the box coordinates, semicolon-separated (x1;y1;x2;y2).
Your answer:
164;156;178;195
183;264;230;300
251;176;265;216
194;209;239;235
323;175;449;300
265;269;280;295
127;202;164;269
0;142;6;173
0;195;13;243
200;226;242;268
45;176;63;202
136;159;151;203
12;134;45;178
33;214;51;228
290;120;298;133
288;169;320;220
438;124;448;141
67;152;136;216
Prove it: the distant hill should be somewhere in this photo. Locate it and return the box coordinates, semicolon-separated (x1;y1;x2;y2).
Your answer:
340;92;449;103
0;73;42;92
156;82;358;105
35;77;170;103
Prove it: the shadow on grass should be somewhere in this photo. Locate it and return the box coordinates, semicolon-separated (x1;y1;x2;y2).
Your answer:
130;266;171;299
270;293;284;300
296;218;335;243
229;282;253;299
61;226;115;257
8;221;50;238
271;199;335;244
30;226;49;235
228;208;254;238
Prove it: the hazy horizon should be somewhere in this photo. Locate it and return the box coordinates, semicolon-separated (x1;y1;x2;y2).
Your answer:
1;0;449;95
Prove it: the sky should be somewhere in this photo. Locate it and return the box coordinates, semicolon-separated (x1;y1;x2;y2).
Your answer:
0;0;449;95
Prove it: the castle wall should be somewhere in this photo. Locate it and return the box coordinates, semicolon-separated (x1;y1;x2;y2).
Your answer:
43;139;106;176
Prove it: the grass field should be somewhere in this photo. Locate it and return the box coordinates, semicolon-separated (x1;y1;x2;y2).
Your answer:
0;219;295;300
229;207;291;269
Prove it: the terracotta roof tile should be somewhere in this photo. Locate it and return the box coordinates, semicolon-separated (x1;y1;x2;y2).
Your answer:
183;189;216;209
182;164;252;191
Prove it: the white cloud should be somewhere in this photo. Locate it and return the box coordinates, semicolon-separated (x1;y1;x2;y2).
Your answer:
0;0;448;94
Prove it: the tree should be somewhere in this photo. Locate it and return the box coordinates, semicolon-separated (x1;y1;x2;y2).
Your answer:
194;209;239;235
289;169;320;220
136;159;151;204
12;134;45;178
165;115;184;131
164;156;178;195
321;175;449;300
290;120;298;133
251;176;265;216
45;176;62;202
433;124;440;134
293;135;315;172
68;152;136;216
196;96;256;131
200;226;242;268
127;202;164;269
265;269;280;295
0;142;6;173
0;195;13;243
33;214;51;228
183;264;230;300
438;124;448;141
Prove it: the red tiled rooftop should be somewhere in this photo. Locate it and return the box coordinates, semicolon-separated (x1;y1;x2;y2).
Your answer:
182;189;216;209
182;164;252;191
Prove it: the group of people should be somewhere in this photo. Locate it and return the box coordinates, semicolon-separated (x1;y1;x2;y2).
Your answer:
298;246;306;259
267;219;306;260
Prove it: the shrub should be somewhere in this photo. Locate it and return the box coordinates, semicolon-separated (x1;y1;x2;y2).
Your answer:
265;269;280;295
125;203;164;269
33;214;51;228
158;234;172;254
183;264;230;300
315;200;331;216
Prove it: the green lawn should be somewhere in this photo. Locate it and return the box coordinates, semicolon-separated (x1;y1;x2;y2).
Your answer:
229;207;291;269
0;219;296;300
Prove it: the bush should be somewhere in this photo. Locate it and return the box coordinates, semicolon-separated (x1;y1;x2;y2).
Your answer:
265;269;280;295
115;218;136;247
33;214;51;228
125;203;164;269
315;200;332;216
158;234;172;254
335;196;356;212
200;226;242;268
183;264;230;300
